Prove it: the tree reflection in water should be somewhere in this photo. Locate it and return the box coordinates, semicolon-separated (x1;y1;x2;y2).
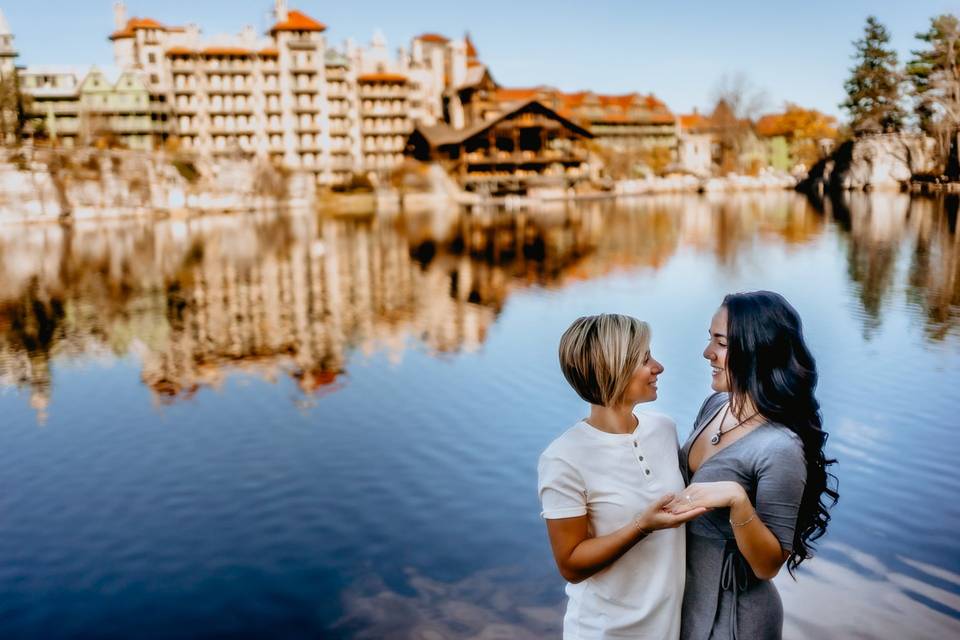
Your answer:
806;190;960;340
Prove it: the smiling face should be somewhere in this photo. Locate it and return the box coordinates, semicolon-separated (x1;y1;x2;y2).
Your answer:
622;348;664;405
703;306;729;392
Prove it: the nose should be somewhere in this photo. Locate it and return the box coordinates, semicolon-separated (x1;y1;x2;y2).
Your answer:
703;345;714;361
652;358;664;374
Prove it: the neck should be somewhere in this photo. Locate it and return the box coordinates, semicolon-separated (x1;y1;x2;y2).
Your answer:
587;403;638;434
729;394;763;426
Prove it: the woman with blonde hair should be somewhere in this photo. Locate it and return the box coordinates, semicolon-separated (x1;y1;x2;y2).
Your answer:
538;313;704;639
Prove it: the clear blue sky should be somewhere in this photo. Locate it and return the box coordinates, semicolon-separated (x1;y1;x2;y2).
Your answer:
5;1;954;119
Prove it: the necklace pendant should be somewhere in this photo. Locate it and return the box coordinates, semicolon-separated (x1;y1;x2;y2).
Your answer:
710;433;721;445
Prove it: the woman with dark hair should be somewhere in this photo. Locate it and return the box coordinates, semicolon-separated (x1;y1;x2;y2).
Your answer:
669;291;838;640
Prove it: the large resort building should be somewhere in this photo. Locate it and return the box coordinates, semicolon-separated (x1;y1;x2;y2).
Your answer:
11;2;701;188
17;1;479;186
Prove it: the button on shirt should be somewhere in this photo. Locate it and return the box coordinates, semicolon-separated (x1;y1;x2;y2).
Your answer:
538;411;686;640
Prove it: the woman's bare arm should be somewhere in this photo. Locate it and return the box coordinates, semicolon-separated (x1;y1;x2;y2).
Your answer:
667;482;788;579
546;494;705;583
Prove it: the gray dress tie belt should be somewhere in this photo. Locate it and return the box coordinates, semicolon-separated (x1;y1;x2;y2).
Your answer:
717;540;752;640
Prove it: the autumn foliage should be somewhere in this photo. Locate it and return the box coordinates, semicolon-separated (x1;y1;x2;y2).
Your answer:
755;104;839;169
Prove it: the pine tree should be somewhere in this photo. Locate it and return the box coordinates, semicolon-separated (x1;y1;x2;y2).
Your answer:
841;16;906;134
907;14;960;177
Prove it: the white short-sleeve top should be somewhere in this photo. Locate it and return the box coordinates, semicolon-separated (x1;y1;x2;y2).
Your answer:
538;410;687;640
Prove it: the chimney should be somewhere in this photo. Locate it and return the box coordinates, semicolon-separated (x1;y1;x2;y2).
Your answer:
113;1;127;30
274;0;288;23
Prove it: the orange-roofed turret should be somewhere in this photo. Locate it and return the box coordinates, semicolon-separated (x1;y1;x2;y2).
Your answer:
109;17;171;40
418;33;449;44
269;9;326;34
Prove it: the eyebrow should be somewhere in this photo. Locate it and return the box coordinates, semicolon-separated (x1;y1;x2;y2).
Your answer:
708;330;726;338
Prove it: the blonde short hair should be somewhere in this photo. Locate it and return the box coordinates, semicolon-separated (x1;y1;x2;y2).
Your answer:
558;314;651;407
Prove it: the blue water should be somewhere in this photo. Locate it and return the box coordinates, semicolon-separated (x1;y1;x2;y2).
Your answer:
0;192;958;638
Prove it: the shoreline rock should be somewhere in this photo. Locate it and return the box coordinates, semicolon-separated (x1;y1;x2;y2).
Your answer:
798;133;938;193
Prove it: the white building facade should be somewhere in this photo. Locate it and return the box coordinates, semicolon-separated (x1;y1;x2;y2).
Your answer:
104;1;479;185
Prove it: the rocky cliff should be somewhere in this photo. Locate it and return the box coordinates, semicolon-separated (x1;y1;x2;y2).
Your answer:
0;148;315;221
799;133;938;192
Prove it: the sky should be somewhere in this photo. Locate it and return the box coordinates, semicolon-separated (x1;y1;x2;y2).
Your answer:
4;1;956;120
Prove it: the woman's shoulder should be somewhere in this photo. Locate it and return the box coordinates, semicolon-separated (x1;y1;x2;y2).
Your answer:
701;391;728;412
636;409;676;430
539;422;589;461
751;423;805;463
694;392;728;425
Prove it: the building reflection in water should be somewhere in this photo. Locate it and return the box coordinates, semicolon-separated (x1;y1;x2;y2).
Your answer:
0;191;957;421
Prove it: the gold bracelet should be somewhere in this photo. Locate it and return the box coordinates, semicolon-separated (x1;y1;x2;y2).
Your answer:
730;511;756;528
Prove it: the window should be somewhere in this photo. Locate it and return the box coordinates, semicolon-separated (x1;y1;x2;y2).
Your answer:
148;52;156;63
150;74;159;84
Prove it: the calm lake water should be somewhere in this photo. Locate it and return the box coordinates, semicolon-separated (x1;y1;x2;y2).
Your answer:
0;192;958;639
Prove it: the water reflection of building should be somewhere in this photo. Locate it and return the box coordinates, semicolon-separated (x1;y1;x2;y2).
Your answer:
0;207;605;418
2;194;957;420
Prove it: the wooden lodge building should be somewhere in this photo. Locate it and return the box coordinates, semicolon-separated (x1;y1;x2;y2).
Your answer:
406;98;594;196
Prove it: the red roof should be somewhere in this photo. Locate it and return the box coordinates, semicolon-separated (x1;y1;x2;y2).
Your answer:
418;33;449;43
598;94;637;108
269;10;326;34
561;91;592;108
109;17;174;40
165;46;195;56
259;48;279;57
495;87;550;102
202;47;253;56
358;73;408;83
465;33;478;58
679;112;708;130
644;93;667;109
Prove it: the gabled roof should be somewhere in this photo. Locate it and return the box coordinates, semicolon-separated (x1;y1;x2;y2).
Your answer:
269;10;326;34
414;99;593;148
465;33;478;58
679;110;710;131
115;70;149;92
446;64;497;94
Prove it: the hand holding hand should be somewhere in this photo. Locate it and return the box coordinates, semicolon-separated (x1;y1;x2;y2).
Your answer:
636;493;708;533
666;481;747;515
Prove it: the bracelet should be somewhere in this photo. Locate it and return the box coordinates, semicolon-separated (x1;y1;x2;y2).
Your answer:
729;510;756;528
633;518;650;537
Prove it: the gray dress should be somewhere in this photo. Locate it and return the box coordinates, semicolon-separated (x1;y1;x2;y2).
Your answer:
679;393;806;640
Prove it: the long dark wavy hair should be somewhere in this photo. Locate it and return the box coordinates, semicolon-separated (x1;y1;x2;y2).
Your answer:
723;291;839;575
